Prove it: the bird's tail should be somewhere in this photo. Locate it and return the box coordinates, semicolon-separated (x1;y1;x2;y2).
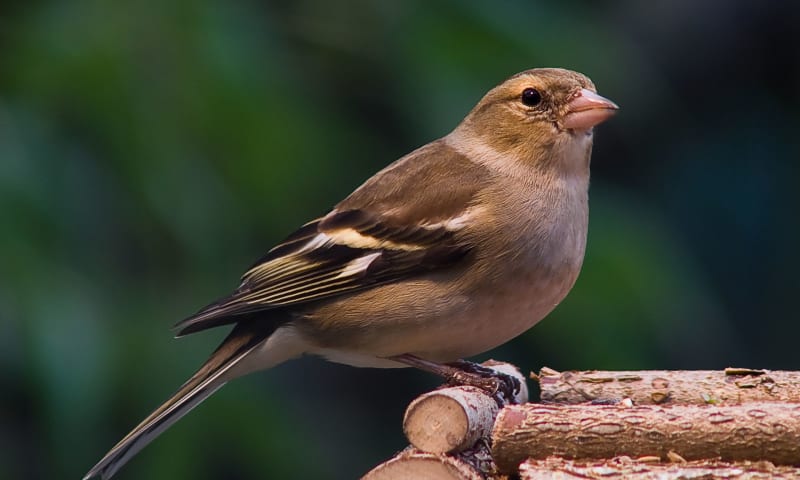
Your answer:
83;326;269;480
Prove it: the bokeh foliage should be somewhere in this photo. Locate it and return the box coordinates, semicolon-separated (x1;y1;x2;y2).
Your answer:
1;1;798;479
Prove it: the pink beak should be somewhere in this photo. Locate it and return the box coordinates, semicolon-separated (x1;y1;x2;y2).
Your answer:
563;88;619;130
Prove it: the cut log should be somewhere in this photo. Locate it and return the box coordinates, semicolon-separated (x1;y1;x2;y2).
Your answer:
361;444;499;480
361;449;484;480
536;367;800;405
518;456;800;479
403;386;499;454
492;402;800;473
403;361;528;454
365;361;527;479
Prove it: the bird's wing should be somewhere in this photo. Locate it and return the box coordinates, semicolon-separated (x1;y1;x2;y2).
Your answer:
174;140;492;336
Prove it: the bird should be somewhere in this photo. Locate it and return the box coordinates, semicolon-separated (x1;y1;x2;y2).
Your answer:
83;67;618;479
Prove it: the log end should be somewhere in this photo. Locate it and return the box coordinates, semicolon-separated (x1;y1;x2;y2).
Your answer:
403;386;498;453
362;450;483;480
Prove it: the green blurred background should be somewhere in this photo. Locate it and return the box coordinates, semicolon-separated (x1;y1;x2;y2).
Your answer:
1;1;798;479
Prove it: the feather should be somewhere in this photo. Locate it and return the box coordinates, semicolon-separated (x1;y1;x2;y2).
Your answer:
82;324;276;480
173;141;488;337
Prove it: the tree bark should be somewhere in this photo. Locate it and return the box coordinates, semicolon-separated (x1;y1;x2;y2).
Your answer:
404;386;500;454
518;456;800;479
364;361;527;479
365;366;800;478
492;402;800;474
535;367;800;405
403;361;528;454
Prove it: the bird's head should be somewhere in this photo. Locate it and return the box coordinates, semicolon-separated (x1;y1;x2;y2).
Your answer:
452;68;618;173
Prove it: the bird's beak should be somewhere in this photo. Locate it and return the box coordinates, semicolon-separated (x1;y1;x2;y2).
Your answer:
563;88;619;130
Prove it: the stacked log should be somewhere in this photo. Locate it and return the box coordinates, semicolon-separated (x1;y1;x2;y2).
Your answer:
363;365;800;479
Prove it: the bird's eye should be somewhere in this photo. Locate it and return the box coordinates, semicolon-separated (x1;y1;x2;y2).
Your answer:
520;88;542;107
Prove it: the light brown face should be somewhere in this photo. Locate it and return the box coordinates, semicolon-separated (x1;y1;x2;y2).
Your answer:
463;68;618;150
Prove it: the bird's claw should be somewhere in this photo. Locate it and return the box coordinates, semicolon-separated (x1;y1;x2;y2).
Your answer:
445;360;521;404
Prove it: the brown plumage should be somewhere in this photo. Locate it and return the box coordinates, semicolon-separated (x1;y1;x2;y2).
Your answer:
84;68;617;479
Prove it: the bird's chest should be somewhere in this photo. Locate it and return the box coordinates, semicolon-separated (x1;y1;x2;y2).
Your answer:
494;176;588;278
452;182;588;350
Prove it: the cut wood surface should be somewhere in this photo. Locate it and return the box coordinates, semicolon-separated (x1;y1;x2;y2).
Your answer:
492;401;800;474
361;449;483;480
518;456;800;479
403;386;499;454
361;445;495;480
403;361;528;454
536;367;800;405
365;361;527;479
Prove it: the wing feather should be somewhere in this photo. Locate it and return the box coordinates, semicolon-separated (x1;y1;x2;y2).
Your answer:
173;140;490;337
174;210;471;336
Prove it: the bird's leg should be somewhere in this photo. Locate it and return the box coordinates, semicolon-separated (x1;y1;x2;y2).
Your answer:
390;354;500;392
389;354;521;403
445;359;521;401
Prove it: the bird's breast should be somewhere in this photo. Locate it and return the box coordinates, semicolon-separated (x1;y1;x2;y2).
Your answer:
300;173;590;365
429;172;589;359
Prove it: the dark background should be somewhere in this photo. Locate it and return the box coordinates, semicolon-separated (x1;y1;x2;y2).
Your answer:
1;1;798;479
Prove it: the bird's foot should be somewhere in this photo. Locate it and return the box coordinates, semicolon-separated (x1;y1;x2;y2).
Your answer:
445;359;521;403
389;354;522;405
